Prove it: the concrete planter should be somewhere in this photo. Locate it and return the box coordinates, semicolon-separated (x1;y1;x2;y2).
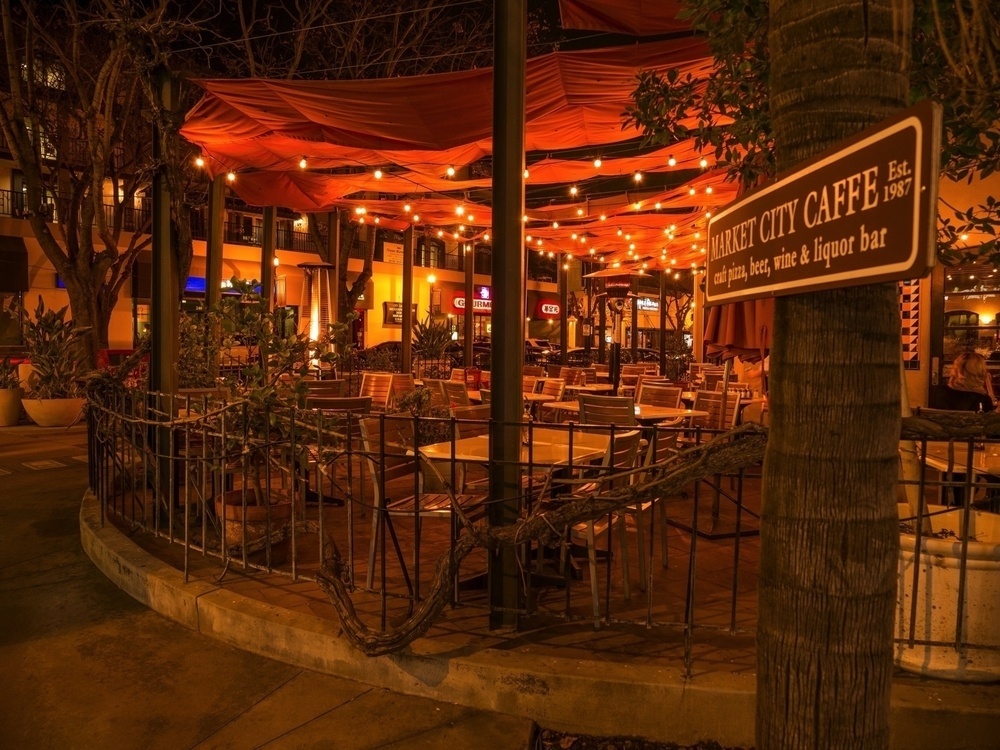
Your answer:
21;397;86;427
0;388;24;426
895;504;1000;682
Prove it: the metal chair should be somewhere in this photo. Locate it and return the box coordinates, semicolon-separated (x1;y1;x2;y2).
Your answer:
562;428;643;622
358;415;486;594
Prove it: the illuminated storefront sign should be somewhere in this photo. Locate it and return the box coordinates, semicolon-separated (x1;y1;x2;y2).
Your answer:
453;295;492;313
535;300;560;319
636;297;659;312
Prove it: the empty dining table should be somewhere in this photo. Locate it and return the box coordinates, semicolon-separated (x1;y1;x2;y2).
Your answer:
540;401;709;424
413;427;608;467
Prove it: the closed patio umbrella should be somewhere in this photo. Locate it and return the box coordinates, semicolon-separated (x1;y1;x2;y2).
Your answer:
703;297;773;411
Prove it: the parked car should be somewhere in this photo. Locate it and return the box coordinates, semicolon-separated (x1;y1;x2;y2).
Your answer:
525;338;556;363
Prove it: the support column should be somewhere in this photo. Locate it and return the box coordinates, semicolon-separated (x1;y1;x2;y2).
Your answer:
598;298;607;364
630;294;639;360
327;210;341;321
150;67;178;396
559;259;568;365
205;175;225;311
261;206;276;310
401;227;414;375
658;270;668;377
465;242;474;367
488;0;526;630
150;66;179;506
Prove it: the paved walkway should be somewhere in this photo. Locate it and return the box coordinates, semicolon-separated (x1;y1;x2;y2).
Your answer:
0;425;534;749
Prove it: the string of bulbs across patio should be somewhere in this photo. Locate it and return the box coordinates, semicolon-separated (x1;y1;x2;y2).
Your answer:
180;37;739;280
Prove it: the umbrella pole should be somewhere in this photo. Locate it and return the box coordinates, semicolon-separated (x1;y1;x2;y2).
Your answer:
719;358;733;430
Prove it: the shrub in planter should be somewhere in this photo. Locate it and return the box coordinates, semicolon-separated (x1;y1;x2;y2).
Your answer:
0;357;23;426
21;297;90;426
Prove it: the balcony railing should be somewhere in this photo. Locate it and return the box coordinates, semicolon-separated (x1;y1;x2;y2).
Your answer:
0;188;557;282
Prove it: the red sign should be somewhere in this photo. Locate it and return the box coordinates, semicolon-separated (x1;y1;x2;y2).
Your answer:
705;101;941;306
535;299;560;319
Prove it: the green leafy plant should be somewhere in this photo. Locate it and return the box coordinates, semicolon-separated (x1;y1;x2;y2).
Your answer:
390;386;451;445
412;317;450;359
0;357;19;390
213;278;339;503
21;297;90;399
177;308;222;389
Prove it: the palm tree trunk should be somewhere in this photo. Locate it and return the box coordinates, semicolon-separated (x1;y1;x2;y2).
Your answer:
758;2;910;747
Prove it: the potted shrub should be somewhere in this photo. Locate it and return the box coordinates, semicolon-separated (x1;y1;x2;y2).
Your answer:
412;316;451;379
20;297;89;427
0;357;23;426
210;279;338;560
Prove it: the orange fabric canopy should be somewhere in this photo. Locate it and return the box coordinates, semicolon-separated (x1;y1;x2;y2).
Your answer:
558;0;691;36
182;38;711;175
180;37;728;270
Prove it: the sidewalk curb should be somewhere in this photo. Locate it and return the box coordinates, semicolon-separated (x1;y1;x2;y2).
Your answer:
80;492;999;748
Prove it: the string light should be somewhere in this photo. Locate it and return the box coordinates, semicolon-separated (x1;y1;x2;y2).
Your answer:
524;169;530;179
706;186;713;194
667;156;676;167
456;205;465;216
373;168;383;179
194;156;204;168
483;233;490;241
467;214;474;221
600;214;607;221
577;208;584;216
570;186;578;196
437;230;444;237
700;158;709;168
593;158;602;168
552;221;559;229
654;202;661;209
299;157;307;169
226;171;236;182
412;214;420;222
688;187;696;196
446;166;456;177
403;204;411;212
633;172;643;182
354;206;367;215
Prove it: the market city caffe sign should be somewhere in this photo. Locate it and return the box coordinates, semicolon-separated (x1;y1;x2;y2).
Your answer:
705;101;941;306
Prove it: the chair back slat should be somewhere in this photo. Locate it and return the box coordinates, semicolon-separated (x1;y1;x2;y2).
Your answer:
539;378;565;400
420;379;448;407
359;373;394;411
559;366;587;386
303;379;345;397
442;380;471;407
523;365;545;378
359;415;417;482
450;404;491;439
305;395;372;413
636;383;682;408
578;394;637;427
691;390;740;431
523;375;539;394
390;373;416;403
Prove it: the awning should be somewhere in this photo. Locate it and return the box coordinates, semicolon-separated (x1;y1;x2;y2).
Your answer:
0;236;29;293
558;0;691;36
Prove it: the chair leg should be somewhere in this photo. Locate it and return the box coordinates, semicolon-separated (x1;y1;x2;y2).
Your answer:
586;522;600;623
633;503;647;593
366;502;382;590
659;499;669;569
617;513;631;601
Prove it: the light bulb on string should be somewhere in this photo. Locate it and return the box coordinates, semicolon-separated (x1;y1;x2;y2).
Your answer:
667;156;677;167
700;158;709;168
446;166;456;177
299;157;307;169
195;156;205;168
373;168;383;179
227;171;236;182
593;157;602;168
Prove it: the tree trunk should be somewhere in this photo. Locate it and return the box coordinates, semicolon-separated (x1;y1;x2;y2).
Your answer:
758;2;910;748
